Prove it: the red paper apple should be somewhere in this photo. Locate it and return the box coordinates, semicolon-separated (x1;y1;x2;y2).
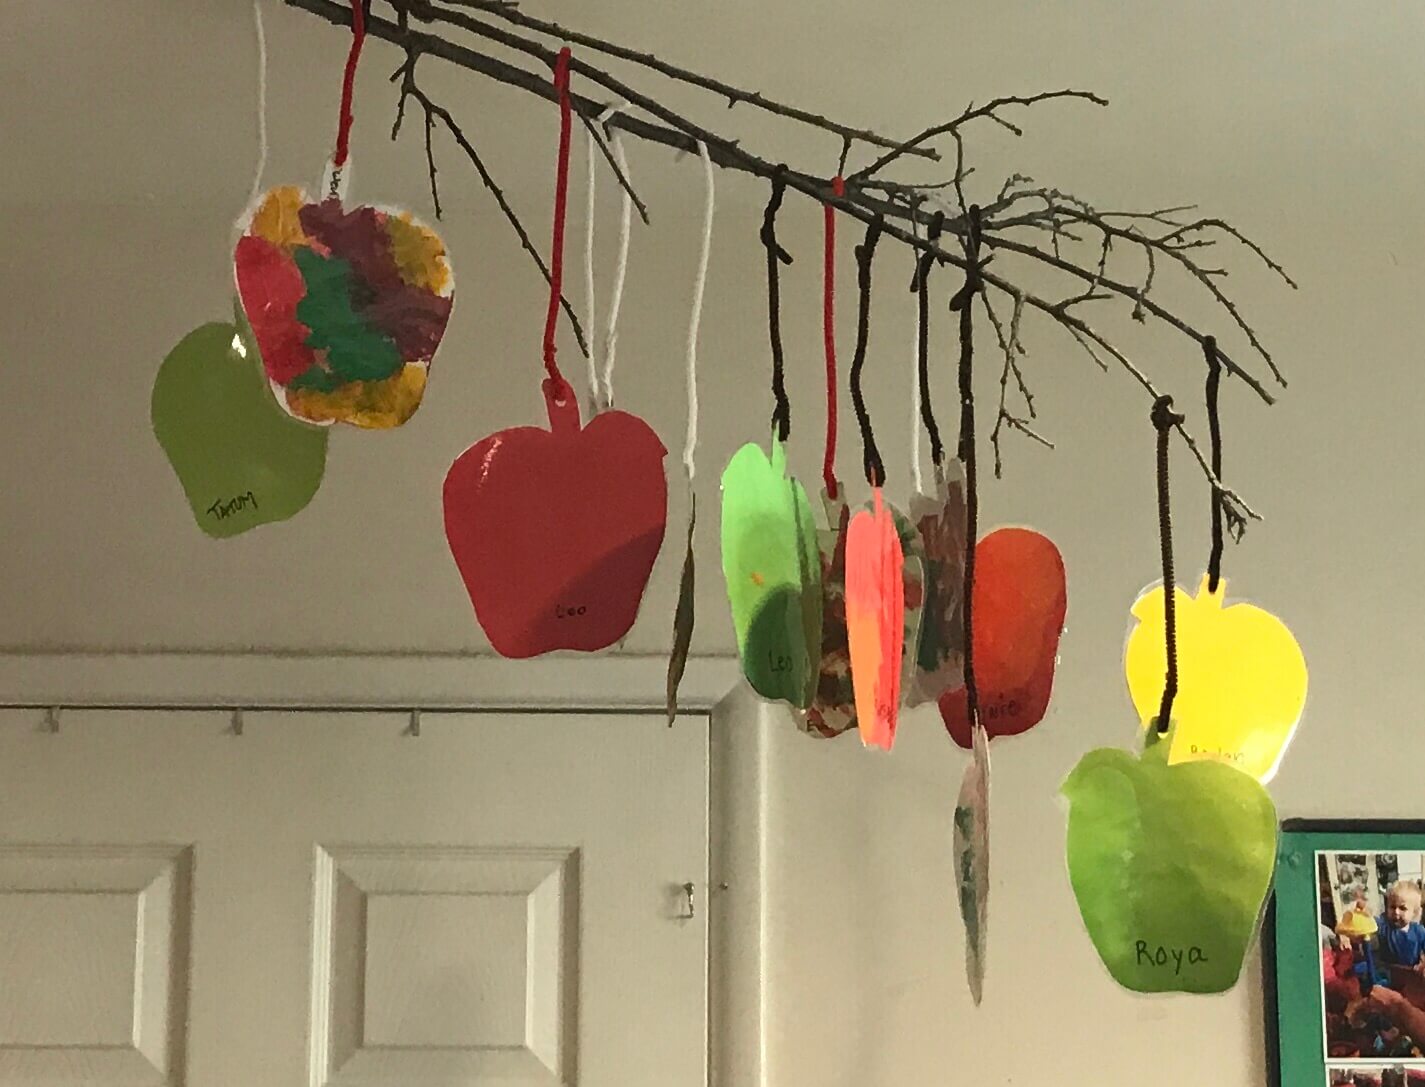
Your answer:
939;527;1067;748
443;379;668;658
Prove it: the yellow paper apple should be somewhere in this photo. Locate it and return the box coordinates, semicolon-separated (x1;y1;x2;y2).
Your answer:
1126;574;1306;783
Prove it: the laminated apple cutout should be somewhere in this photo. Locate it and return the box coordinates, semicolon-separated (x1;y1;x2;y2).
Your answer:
1062;735;1278;994
938;527;1067;748
720;440;822;708
152;319;328;537
233;0;454;429
444;49;667;658
1125;576;1306;782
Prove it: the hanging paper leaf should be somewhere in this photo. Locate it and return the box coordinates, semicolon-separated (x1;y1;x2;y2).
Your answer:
1062;733;1277;994
233;185;454;428
846;489;906;750
804;492;925;738
939;527;1066;748
906;462;967;706
443;382;668;658
720;440;822;708
955;723;991;1004
152;321;328;538
1125;574;1306;782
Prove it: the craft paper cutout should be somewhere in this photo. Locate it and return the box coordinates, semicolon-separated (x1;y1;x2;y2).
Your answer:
152;321;327;538
233;185;454;428
1062;733;1278;994
720;440;822;708
846;489;907;750
443;381;668;658
955;722;991;1004
1125;574;1307;783
803;491;926;738
907;462;967;706
666;498;696;724
940;527;1067;748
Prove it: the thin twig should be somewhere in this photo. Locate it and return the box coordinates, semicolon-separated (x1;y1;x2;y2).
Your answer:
425;0;940;160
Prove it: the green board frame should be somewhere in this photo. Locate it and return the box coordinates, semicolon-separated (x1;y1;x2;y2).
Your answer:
1266;819;1425;1087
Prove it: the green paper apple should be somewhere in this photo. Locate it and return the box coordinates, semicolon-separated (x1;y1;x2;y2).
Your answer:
152;321;328;538
1062;731;1277;994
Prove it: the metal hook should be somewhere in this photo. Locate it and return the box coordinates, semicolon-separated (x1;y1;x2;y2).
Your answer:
43;706;60;734
677;881;696;920
406;708;421;738
230;708;244;737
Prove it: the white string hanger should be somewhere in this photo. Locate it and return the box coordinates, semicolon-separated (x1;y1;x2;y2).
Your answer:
684;141;715;481
582;102;634;412
246;0;270;212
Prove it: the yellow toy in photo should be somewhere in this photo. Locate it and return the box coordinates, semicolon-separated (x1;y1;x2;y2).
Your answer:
1126;574;1307;783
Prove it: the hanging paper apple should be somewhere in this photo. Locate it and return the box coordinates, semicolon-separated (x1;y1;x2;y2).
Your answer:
234;185;454;429
846;490;908;750
803;492;925;738
939;527;1067;748
152;320;328;538
906;464;967;706
1062;735;1278;994
1125;574;1307;783
443;381;667;658
720;440;822;708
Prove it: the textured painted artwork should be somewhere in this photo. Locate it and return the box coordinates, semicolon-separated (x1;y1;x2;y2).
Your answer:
1062;732;1277;994
906;463;967;706
845;489;907;750
152;320;328;538
940;527;1067;748
1125;574;1306;783
720;440;822;708
443;381;668;658
233;185;454;428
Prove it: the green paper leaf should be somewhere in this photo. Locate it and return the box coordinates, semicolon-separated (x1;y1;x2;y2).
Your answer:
293;247;402;384
1062;744;1278;994
720;440;822;708
152;322;328;538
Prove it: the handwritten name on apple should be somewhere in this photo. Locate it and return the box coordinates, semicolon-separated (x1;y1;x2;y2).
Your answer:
768;652;793;673
981;698;1022;721
555;604;588;619
207;491;258;520
1135;940;1209;976
1187;743;1247;764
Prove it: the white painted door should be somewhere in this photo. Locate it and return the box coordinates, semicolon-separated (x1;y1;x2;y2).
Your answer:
0;708;709;1087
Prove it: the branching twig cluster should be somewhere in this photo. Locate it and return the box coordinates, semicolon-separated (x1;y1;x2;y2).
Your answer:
284;0;1295;527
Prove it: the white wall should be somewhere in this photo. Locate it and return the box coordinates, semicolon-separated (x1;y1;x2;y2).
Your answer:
5;1;1425;1083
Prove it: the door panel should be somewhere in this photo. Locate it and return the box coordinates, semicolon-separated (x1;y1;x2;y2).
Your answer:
0;709;709;1087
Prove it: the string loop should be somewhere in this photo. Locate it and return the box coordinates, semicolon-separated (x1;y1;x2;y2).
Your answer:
915;209;947;467
762;167;794;443
1203;335;1225;593
850;215;885;488
540;47;576;404
683;142;716;480
957;205;985;725
822;175;846;497
1152;394;1186;733
330;0;367;193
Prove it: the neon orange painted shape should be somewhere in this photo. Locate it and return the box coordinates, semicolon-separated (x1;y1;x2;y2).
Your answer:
846;489;906;750
940;527;1067;748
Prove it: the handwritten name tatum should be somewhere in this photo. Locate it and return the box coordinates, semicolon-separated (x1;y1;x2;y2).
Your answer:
208;491;257;520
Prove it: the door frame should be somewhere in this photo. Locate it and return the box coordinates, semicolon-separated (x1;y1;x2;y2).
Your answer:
0;649;769;1087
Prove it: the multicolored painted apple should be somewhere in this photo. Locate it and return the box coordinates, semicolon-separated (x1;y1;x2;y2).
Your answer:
443;381;667;658
234;185;454;428
151;321;328;538
720;440;822;708
939;527;1067;747
1062;734;1278;993
1125;574;1307;783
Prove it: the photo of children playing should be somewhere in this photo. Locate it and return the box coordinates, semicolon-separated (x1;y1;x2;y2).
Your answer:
1320;851;1425;1076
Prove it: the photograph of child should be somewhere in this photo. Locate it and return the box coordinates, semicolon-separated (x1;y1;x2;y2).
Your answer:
1320;852;1425;1068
